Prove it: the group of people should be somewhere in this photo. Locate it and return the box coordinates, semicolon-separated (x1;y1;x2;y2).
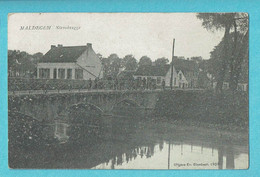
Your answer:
82;77;166;91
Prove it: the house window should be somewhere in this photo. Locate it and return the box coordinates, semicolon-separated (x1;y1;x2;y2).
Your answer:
58;69;65;79
156;77;161;84
67;69;72;79
39;68;50;79
75;69;83;79
53;68;57;79
179;73;182;80
174;78;177;86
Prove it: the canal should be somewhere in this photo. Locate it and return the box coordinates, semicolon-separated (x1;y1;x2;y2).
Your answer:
9;110;248;169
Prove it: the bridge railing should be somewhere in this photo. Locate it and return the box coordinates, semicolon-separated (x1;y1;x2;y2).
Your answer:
9;77;206;95
8;77;161;93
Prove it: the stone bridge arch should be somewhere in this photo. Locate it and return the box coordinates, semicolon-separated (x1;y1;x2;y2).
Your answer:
58;102;104;118
110;98;141;111
8;91;160;122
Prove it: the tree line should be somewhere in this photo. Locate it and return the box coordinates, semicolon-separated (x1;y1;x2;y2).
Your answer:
100;54;171;79
8;50;43;77
8;49;172;79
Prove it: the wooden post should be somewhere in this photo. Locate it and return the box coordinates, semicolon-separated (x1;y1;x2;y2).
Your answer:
170;39;175;90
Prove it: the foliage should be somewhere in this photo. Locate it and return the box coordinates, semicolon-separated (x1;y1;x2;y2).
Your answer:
9;112;43;149
154;57;169;66
190;56;203;62
197;13;236;32
8;50;43;77
101;54;123;79
122;54;138;71
197;13;248;92
139;56;152;66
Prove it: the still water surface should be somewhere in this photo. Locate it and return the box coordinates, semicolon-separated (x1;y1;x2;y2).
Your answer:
9;113;248;169
92;141;248;169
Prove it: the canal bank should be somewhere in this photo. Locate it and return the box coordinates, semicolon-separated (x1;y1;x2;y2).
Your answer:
8;116;248;169
153;90;248;129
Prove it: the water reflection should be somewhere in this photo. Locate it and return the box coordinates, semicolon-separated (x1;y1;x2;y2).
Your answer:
92;141;247;169
9;112;248;169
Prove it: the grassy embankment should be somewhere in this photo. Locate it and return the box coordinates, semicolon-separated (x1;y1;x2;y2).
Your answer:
152;90;248;133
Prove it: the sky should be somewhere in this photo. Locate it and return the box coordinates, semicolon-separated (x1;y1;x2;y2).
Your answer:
8;13;224;60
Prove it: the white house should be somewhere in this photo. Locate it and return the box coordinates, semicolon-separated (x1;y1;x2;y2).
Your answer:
37;43;103;80
133;64;188;88
212;81;248;91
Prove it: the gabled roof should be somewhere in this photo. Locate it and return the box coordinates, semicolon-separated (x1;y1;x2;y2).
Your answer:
39;45;87;63
173;59;199;73
134;65;170;77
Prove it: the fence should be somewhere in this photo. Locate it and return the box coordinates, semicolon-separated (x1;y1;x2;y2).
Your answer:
8;77;159;92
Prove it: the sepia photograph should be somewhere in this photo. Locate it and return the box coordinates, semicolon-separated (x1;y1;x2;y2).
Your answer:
8;13;248;169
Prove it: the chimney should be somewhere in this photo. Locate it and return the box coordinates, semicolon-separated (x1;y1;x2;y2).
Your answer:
87;43;92;49
51;45;56;49
57;44;63;48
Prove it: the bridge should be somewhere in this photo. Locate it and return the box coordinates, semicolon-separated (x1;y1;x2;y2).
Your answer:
8;89;162;121
8;77;205;122
9;88;205;122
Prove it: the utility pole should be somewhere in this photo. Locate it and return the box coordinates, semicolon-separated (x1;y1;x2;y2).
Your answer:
170;38;175;90
168;141;171;169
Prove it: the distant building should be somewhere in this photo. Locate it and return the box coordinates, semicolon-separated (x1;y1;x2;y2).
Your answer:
212;77;248;92
37;43;103;80
212;82;248;91
133;64;188;88
172;59;200;88
212;66;248;92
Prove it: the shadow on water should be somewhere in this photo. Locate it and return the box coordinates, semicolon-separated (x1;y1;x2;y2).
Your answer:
8;104;248;169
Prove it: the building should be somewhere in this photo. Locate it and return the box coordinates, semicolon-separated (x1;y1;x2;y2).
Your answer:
212;79;248;92
173;59;199;88
212;82;248;91
212;65;248;92
37;43;103;80
133;64;188;88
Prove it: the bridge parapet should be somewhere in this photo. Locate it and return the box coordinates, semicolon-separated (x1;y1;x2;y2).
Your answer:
8;90;162;121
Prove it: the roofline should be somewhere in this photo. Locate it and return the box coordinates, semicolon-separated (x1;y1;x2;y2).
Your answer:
133;74;167;77
38;61;77;63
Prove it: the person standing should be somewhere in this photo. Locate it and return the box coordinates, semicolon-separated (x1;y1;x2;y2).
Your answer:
162;79;165;90
94;78;98;89
88;78;92;90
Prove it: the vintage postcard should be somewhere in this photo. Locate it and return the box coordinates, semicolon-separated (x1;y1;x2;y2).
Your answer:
8;13;248;169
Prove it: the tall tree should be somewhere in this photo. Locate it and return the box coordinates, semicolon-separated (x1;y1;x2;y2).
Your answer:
232;30;248;91
197;13;235;93
154;57;169;66
102;53;122;79
8;50;38;77
209;32;248;91
139;56;152;66
122;54;138;71
197;13;248;92
229;14;248;91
